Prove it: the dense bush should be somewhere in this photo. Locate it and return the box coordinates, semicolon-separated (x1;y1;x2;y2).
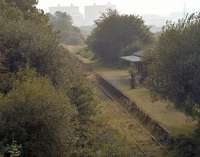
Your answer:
0;69;78;157
147;13;200;116
146;13;200;157
49;12;84;45
5;0;37;12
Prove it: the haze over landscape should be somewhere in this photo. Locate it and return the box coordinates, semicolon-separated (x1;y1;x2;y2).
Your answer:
38;0;200;15
3;0;200;156
37;0;200;30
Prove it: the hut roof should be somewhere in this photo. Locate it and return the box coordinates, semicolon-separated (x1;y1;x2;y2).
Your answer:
120;55;141;63
121;50;145;63
133;50;144;57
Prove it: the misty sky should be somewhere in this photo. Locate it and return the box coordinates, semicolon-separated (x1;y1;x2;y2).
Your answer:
37;0;200;16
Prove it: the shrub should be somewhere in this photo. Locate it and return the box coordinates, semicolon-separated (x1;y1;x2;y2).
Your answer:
0;69;78;157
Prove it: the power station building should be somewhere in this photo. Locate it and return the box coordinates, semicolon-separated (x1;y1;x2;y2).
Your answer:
49;3;116;26
49;4;84;26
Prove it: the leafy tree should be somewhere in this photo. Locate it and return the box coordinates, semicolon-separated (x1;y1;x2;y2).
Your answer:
49;12;73;32
147;13;200;116
0;69;78;157
49;12;84;45
145;14;200;157
87;10;152;64
4;140;22;157
0;1;67;89
5;0;38;12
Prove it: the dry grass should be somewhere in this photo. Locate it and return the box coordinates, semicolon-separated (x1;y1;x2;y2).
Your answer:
94;88;169;157
96;68;197;137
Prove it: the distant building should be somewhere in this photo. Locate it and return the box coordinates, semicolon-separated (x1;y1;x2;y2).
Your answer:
84;3;116;25
49;3;116;26
49;4;84;26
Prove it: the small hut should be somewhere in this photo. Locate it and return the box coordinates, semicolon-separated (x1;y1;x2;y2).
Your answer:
121;50;147;84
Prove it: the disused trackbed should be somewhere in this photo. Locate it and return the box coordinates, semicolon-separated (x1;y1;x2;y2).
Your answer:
94;78;168;157
74;55;170;156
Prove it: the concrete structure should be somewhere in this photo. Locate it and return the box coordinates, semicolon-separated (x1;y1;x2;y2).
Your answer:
84;3;116;25
49;3;116;26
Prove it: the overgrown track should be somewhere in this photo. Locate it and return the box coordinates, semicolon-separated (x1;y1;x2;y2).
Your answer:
73;54;170;156
78;58;172;141
95;73;172;144
94;76;169;157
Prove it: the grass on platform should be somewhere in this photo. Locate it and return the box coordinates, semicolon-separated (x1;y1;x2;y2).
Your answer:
96;68;197;137
94;88;169;157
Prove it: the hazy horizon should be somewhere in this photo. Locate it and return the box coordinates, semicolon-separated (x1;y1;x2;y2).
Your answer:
37;0;200;16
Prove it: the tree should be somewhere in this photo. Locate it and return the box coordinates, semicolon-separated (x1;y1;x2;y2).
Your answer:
0;1;68;89
50;11;73;32
144;13;200;157
5;0;38;12
87;10;152;64
0;69;78;157
147;13;200;116
4;140;22;157
49;12;84;45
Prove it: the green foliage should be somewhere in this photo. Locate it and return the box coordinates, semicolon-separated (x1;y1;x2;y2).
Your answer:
0;69;78;157
0;14;58;74
72;120;137;157
67;81;96;123
0;2;75;90
49;11;84;45
0;1;147;156
147;14;200;156
0;0;58;74
91;126;136;157
147;13;200;116
5;0;38;12
87;9;152;64
5;140;22;157
170;135;199;157
76;47;94;60
49;12;73;32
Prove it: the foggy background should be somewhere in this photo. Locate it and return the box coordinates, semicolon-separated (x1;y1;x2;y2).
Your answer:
37;0;200;32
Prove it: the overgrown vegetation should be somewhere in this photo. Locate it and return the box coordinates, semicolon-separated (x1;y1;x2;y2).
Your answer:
85;8;200;156
0;69;78;157
0;0;137;156
48;11;84;45
147;14;200;117
146;13;200;157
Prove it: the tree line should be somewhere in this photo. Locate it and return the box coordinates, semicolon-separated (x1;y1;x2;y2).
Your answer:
146;14;200;157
